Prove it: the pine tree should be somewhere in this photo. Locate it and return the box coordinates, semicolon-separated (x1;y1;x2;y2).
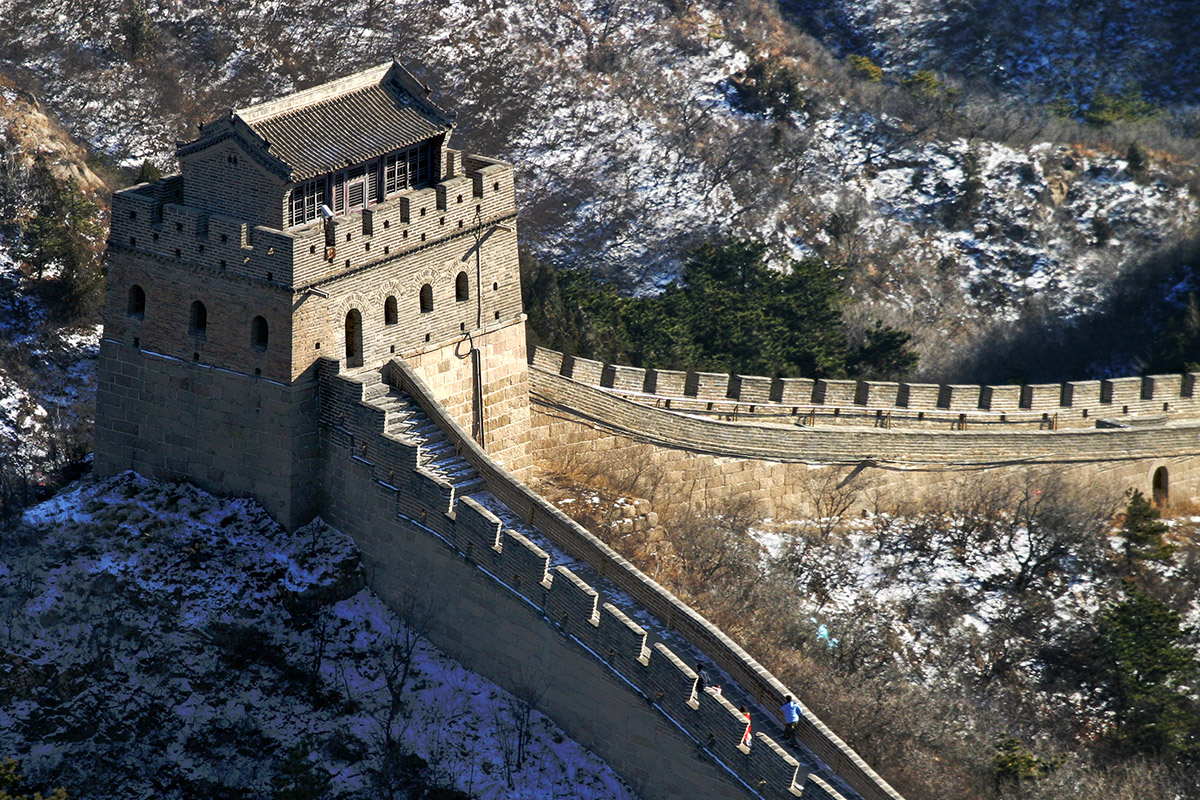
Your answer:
120;0;156;61
1120;489;1173;572
271;741;332;800
0;757;69;800
1093;590;1200;756
16;165;105;321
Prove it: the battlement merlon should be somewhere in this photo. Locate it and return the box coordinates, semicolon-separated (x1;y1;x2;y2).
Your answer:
108;153;516;292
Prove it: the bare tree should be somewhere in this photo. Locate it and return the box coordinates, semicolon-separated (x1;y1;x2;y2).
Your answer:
492;664;553;788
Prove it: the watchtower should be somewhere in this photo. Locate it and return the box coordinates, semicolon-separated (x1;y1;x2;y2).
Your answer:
95;60;531;528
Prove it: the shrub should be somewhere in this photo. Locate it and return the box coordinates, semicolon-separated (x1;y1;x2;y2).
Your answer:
737;60;808;119
1082;86;1161;126
993;735;1059;784
847;54;882;83
0;757;69;800
1126;141;1149;177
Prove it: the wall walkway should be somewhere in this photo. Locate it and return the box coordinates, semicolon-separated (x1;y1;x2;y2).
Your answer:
530;364;1200;467
532;348;1200;434
316;358;907;800
528;347;1200;519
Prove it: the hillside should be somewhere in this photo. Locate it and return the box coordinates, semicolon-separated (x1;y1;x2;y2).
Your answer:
0;473;639;800
539;462;1200;800
1;0;1198;380
0;5;1198;799
0;80;104;519
780;0;1200;107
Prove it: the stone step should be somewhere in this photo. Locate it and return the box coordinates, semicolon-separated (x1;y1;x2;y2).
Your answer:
363;386;484;488
434;455;475;476
450;476;486;496
421;437;455;455
361;380;391;401
408;421;444;441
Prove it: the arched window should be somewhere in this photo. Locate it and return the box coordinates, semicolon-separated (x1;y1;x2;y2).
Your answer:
384;295;398;325
455;271;469;302
419;283;433;313
128;285;146;318
1153;466;1169;507
345;309;363;368
189;300;207;337
251;316;269;351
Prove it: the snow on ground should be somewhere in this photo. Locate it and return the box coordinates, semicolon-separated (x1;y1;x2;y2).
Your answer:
782;0;1200;106
0;237;100;483
752;497;1200;696
2;474;641;800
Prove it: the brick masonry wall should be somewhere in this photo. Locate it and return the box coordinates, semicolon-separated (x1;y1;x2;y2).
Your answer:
318;437;755;800
102;248;295;383
93;340;321;529
403;318;533;477
288;217;523;383
108;154;521;385
534;347;1200;430
378;360;899;800
529;365;1200;516
181;137;287;231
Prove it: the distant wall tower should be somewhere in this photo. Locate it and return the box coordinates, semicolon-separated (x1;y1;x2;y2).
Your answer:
95;60;532;528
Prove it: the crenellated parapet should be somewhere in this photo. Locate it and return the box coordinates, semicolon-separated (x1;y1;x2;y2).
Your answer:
108;152;515;291
534;348;1200;431
317;358;907;800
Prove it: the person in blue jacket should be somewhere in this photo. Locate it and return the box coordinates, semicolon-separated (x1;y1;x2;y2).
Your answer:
780;695;802;746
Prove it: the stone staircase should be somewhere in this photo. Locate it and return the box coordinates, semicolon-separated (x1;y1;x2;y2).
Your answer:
352;366;486;498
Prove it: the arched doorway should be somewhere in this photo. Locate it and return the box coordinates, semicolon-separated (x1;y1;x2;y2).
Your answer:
345;309;363;368
1153;466;1169;507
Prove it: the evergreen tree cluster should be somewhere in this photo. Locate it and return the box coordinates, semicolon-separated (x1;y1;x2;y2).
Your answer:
5;156;106;322
1046;493;1200;766
522;240;917;380
1093;587;1199;757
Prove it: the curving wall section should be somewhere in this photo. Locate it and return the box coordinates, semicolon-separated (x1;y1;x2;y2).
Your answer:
317;357;907;800
528;348;1200;513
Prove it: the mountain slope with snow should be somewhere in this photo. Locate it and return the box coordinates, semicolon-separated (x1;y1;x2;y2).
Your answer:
2;0;1197;379
780;0;1200;107
0;474;639;800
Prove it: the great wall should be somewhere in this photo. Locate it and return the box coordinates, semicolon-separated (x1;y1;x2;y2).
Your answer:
528;348;1200;516
90;59;1200;800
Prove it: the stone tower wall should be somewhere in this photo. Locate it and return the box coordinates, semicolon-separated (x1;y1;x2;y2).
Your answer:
98;148;529;509
93;340;321;529
402;316;533;476
180;136;288;230
101;246;295;382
